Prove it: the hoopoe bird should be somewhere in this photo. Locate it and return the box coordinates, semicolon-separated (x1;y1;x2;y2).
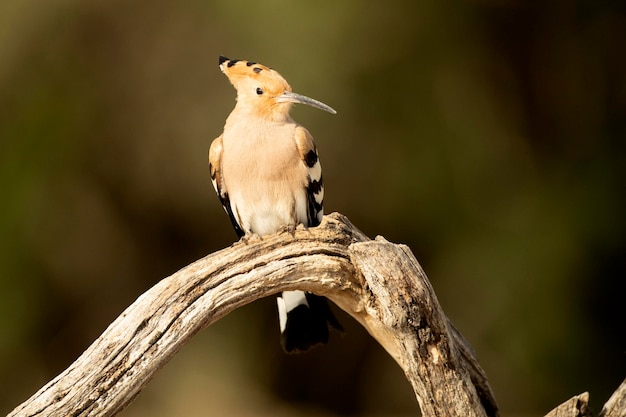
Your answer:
209;56;341;353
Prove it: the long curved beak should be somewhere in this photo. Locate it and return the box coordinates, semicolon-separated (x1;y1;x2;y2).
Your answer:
276;91;337;114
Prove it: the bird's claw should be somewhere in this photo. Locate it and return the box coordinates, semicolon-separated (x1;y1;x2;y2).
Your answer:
236;233;262;245
278;224;297;237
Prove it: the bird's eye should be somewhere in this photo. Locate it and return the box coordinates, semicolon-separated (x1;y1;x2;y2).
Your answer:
256;87;264;95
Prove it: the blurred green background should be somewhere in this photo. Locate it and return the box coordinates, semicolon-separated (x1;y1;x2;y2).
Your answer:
1;0;625;416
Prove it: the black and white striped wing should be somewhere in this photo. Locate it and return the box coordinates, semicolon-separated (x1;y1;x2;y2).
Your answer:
294;127;324;227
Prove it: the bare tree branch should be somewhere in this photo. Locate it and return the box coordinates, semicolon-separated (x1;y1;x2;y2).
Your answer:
348;238;497;417
600;379;626;417
9;213;362;417
544;393;591;417
26;211;626;417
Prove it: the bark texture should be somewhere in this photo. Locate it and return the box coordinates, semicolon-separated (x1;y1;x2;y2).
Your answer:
9;213;622;417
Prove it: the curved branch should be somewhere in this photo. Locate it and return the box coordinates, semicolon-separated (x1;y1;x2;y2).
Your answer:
9;213;498;417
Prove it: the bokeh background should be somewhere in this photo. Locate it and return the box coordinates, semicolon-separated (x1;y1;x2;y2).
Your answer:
1;1;625;416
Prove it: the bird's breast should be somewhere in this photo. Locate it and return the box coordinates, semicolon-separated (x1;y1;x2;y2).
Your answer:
222;122;301;179
220;121;309;235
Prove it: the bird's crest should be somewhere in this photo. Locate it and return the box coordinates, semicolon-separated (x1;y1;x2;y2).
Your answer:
219;55;291;97
218;55;336;118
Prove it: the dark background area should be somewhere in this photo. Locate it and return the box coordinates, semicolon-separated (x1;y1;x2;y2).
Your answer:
1;1;625;416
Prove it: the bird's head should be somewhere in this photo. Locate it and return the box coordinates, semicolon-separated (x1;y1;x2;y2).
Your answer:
218;55;336;120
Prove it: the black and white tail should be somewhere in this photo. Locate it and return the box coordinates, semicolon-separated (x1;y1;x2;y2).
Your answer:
277;290;342;353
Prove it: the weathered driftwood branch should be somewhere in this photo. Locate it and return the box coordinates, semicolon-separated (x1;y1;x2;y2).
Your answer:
10;213;496;417
10;212;622;417
600;378;626;417
545;392;591;417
